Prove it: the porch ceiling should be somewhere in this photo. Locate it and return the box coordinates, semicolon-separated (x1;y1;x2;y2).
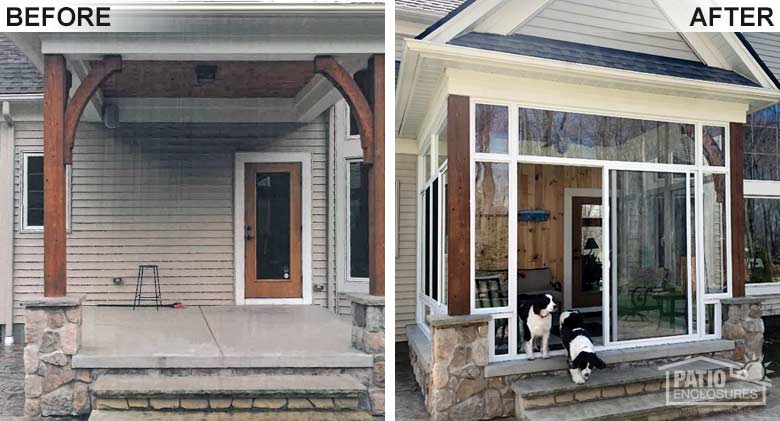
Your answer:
96;60;315;98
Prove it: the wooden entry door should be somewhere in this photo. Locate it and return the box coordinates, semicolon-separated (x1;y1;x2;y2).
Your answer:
572;196;603;308
244;163;302;299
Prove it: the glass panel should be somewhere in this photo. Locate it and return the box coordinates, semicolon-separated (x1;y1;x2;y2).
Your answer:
349;107;359;136
432;179;439;301
703;174;728;294
494;318;509;356
690;176;697;335
437;123;448;167
703;126;726;167
610;170;690;341
441;172;449;305
256;172;291;279
424;188;431;297
475;162;509;308
349;162;369;278
26;156;44;227
518;107;695;164
705;304;715;335
744;123;779;180
745;198;780;284
475;104;509;154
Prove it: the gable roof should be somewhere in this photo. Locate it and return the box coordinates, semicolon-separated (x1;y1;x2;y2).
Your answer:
0;34;43;95
450;32;759;87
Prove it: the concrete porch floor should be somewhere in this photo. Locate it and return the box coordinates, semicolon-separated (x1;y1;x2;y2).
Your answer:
73;305;372;369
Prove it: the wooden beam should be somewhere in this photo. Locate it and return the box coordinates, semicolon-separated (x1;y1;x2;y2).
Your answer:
730;122;746;297
314;56;374;164
368;54;385;296
43;55;68;297
447;95;471;315
63;55;122;165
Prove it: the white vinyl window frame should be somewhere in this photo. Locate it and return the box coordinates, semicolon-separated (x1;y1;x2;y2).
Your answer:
19;150;72;233
468;98;732;362
416;114;449;338
744;180;780;295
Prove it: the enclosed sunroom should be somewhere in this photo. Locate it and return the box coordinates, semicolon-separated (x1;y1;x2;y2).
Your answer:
396;2;780;416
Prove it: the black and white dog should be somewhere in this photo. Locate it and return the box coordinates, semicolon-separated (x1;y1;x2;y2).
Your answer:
519;294;557;360
560;311;606;384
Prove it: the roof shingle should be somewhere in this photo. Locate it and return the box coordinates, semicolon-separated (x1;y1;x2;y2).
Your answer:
450;32;759;87
0;34;43;95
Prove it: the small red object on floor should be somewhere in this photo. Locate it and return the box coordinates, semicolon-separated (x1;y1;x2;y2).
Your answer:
173;303;184;309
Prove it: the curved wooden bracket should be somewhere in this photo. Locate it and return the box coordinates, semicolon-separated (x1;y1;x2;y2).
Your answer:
63;55;122;165
314;56;374;164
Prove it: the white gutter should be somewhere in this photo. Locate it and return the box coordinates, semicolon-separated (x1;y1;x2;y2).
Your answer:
0;103;14;345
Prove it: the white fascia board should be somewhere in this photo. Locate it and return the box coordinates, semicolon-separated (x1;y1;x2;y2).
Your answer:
108;97;298;123
394;46;422;135
422;0;505;43
721;33;779;91
41;35;383;60
406;39;780;108
474;0;553;35
0;94;43;101
678;32;731;70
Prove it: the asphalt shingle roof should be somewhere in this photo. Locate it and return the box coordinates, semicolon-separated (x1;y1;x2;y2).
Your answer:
0;34;43;95
450;32;760;87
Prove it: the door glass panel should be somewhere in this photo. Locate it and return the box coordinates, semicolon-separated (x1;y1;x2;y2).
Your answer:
580;207;603;295
610;170;690;341
703;173;728;294
256;172;291;280
349;162;369;278
475;162;509;308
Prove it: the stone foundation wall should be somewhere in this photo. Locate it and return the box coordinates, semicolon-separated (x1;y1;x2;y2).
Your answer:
346;293;385;416
23;296;91;418
722;297;764;363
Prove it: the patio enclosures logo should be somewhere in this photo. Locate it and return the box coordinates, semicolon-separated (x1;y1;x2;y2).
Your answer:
660;357;771;406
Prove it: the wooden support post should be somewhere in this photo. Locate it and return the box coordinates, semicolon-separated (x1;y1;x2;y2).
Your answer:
43;55;68;297
730;122;746;297
368;54;385;296
447;95;471;315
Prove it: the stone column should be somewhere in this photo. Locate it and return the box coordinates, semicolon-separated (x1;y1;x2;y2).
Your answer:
346;293;385;416
427;314;509;421
23;295;91;417
722;297;764;363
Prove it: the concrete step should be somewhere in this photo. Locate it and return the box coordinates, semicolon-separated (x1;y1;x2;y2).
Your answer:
89;409;372;420
512;357;736;409
521;380;766;421
93;374;369;413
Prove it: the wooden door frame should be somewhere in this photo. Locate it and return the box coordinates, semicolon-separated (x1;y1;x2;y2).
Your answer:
234;152;312;305
563;188;602;311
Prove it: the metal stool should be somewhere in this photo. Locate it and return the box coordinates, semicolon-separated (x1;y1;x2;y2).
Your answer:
133;264;162;310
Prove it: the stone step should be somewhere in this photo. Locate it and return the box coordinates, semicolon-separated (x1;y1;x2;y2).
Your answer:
93;374;369;412
521;379;766;421
513;357;737;410
89;409;372;420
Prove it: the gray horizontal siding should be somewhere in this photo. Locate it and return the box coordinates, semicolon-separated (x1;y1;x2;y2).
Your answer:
12;119;330;323
396;153;418;341
514;0;698;61
743;33;780;82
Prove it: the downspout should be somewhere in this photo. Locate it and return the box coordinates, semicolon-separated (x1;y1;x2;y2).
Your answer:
0;102;15;345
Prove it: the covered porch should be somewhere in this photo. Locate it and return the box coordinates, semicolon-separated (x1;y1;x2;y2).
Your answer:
75;305;372;369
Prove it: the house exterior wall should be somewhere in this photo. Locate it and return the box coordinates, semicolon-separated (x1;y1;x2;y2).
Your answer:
11;117;330;324
396;153;418;341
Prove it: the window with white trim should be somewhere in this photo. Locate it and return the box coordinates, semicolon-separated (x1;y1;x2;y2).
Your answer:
20;152;71;232
417;118;448;332
347;160;369;280
471;101;729;362
745;105;780;292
